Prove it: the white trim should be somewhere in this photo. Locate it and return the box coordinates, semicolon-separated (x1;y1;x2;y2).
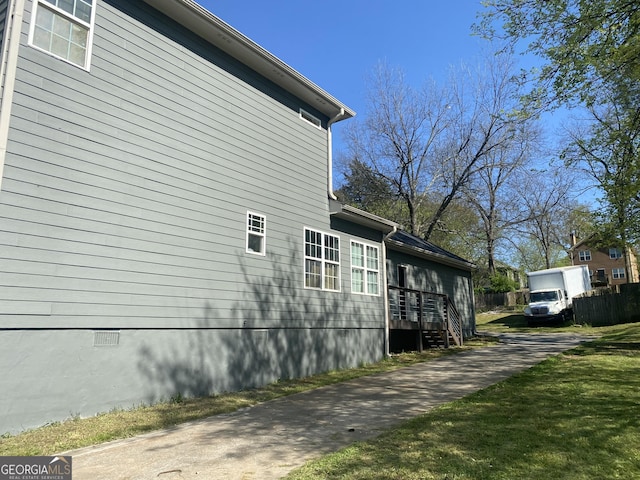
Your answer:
0;0;26;191
578;250;591;261
612;268;625;279
28;0;97;71
245;211;266;256
299;108;321;129
303;226;341;292
350;240;381;296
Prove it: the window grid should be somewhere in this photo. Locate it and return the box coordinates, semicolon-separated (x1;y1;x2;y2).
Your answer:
30;0;95;69
578;250;591;261
612;268;625;279
351;241;380;296
246;212;266;255
304;228;340;291
609;248;623;259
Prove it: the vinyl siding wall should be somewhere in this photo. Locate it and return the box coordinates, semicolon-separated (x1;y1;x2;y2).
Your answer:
386;249;476;337
0;0;385;433
0;0;8;102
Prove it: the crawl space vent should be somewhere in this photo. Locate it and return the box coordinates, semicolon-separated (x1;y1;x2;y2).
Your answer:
93;330;120;347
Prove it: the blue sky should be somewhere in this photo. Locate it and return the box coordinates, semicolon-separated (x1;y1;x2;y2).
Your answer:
199;2;600;206
200;1;491;154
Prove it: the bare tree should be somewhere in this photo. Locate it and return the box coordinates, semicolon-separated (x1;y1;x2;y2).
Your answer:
344;63;450;235
513;168;575;269
344;53;536;240
461;121;540;275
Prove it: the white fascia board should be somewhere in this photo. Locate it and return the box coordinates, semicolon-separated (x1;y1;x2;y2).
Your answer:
386;239;477;272
142;0;355;121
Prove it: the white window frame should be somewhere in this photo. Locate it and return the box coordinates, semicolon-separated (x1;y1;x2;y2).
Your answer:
578;250;591;261
246;212;266;256
609;248;623;259
304;227;340;291
350;240;380;296
28;0;97;71
612;268;625;279
299;108;322;129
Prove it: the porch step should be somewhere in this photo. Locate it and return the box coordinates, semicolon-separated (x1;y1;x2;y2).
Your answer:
422;329;452;349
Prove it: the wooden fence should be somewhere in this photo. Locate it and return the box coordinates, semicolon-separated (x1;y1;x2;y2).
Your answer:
475;290;528;312
573;283;640;326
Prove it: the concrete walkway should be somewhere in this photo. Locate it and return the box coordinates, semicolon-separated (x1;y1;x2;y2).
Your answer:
65;332;591;480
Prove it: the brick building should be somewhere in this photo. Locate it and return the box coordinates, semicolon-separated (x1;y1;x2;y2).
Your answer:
569;234;639;286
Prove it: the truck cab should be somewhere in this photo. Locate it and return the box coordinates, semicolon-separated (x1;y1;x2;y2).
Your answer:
524;289;569;325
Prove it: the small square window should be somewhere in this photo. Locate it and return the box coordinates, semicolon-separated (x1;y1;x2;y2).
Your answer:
578;250;591;261
299;109;322;129
609;248;623;259
246;212;266;255
612;268;625;279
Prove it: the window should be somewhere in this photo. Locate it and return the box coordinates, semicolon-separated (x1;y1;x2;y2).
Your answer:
299;109;321;129
246;212;266;255
351;241;380;296
578;250;591;261
304;228;340;291
612;268;625;279
29;0;96;69
609;248;623;259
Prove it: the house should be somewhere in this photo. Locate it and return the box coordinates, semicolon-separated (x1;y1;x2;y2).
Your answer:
0;0;475;434
569;234;639;286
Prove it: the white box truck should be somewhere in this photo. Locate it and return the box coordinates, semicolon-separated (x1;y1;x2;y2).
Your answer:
524;265;591;326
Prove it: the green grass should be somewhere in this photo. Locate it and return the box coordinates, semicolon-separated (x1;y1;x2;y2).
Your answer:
476;310;605;334
284;322;640;480
0;347;477;456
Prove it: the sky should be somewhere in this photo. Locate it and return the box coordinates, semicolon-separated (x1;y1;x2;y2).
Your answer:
199;1;491;155
199;1;601;207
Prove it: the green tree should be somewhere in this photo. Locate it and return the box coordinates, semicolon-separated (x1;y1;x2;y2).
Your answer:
563;100;640;280
478;0;640;274
476;0;640;109
335;158;398;219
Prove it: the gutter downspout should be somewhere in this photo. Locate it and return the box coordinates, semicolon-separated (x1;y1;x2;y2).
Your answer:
0;0;25;191
382;225;397;357
327;108;345;200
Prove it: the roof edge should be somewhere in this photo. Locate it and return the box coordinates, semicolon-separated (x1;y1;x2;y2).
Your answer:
386;238;477;271
142;0;355;120
329;200;398;233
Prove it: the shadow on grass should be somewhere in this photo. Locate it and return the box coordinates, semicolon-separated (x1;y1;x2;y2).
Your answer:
286;325;640;480
484;313;528;328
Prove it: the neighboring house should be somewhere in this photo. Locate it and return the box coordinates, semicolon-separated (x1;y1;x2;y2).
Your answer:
570;234;639;286
495;261;525;289
0;0;475;433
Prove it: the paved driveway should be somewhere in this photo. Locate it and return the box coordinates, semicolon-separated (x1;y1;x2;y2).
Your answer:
66;332;591;479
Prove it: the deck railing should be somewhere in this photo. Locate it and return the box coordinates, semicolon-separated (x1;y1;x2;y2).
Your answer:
388;286;463;348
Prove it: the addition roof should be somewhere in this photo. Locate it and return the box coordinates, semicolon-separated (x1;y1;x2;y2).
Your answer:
143;0;355;121
386;230;476;272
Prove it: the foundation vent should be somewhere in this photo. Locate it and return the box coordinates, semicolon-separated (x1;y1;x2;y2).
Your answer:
93;330;120;347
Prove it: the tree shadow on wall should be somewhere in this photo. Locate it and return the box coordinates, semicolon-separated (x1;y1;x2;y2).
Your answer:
136;238;383;406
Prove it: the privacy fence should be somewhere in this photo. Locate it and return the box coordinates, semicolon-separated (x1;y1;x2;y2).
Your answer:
475;290;528;312
573;283;640;326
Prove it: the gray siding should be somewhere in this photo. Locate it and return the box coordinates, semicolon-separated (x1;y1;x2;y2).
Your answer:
0;0;9;102
0;0;385;433
386;249;476;336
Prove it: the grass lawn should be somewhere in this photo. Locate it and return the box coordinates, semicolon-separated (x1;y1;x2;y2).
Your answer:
284;321;640;480
475;309;599;334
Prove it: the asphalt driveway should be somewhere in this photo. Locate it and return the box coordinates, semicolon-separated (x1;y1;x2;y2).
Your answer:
65;332;591;479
